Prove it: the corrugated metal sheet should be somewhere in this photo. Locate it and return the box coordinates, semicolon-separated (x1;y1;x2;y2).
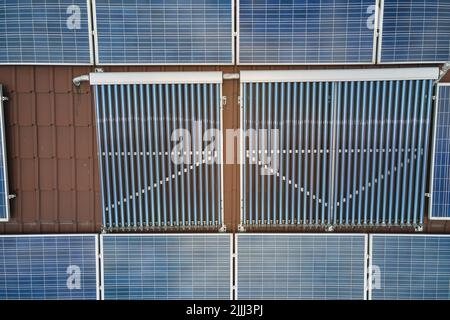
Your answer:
0;65;449;234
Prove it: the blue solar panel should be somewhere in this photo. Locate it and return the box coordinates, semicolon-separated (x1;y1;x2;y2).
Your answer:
101;234;232;300
370;235;450;300
0;0;93;64
0;235;99;300
0;86;9;222
236;234;367;300
94;0;233;64
380;0;450;63
238;0;377;64
431;85;450;220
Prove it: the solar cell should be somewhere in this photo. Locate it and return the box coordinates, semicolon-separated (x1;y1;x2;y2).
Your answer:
94;0;234;64
0;235;99;300
236;234;367;300
101;234;232;300
0;85;9;222
0;0;93;64
238;0;377;64
431;84;450;220
379;0;450;63
370;234;450;300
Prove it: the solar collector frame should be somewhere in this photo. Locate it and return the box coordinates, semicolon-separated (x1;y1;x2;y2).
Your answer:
237;0;379;65
100;233;233;300
91;72;225;231
239;68;438;228
235;233;368;300
429;83;450;220
378;0;450;64
92;0;235;65
369;234;450;300
0;0;94;65
0;234;99;300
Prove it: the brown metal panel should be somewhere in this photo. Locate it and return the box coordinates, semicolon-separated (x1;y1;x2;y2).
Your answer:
18;126;35;158
37;126;54;158
39;159;55;190
76;159;91;191
36;93;53;125
56;126;74;158
17;94;34;126
57;159;73;191
75;127;92;159
55;94;72;126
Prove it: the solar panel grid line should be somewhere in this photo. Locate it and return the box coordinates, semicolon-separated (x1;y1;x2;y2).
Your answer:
369;234;450;300
0;85;10;222
238;0;378;65
0;0;93;65
378;0;450;64
93;0;234;65
0;234;99;300
430;83;450;220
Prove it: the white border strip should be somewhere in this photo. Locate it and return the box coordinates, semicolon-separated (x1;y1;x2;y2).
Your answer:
0;85;10;222
429;83;450;220
240;68;440;83
89;72;223;85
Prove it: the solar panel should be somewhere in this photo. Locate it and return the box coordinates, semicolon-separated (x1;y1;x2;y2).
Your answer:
0;86;10;222
0;235;99;300
238;0;377;64
91;72;224;230
101;234;232;300
431;84;450;220
236;234;367;300
0;0;93;65
94;0;233;65
240;69;437;228
379;0;450;63
370;235;450;300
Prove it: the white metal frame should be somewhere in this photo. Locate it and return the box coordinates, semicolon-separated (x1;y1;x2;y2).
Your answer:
89;71;223;85
92;0;235;66
237;0;379;65
377;0;449;65
0;86;10;222
240;68;440;83
0;234;100;300
100;233;233;301
368;233;450;300
0;0;94;66
429;83;450;220
234;233;368;300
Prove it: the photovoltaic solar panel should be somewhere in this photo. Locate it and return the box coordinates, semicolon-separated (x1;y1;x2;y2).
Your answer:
0;235;99;300
236;234;367;300
370;235;450;300
101;234;232;300
94;0;233;65
431;84;450;220
379;0;450;63
238;0;377;64
0;86;9;222
0;0;93;64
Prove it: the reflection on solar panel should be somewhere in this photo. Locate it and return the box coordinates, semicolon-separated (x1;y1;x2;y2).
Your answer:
240;69;437;228
431;84;450;220
238;0;377;64
236;234;367;300
91;72;223;230
0;86;9;222
101;234;232;300
0;0;92;64
0;235;99;300
370;235;450;300
94;0;233;64
379;0;450;63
